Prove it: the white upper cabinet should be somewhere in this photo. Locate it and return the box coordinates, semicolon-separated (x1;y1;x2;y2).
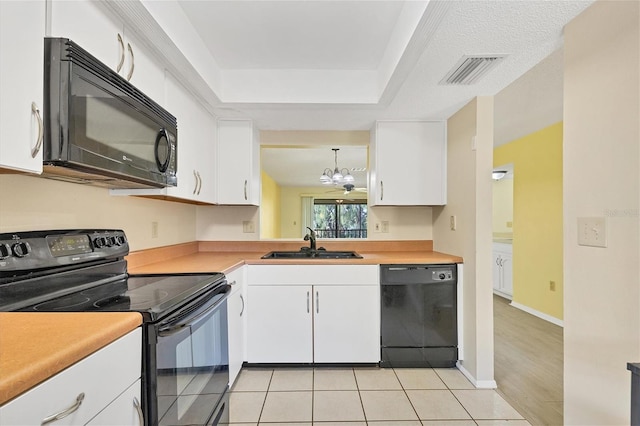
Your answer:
370;121;447;206
0;0;45;173
216;119;260;206
49;0;165;105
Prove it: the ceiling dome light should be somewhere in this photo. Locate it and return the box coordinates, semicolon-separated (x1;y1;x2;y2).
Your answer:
492;170;507;180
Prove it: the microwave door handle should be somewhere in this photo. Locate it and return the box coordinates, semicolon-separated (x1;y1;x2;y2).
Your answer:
158;288;230;337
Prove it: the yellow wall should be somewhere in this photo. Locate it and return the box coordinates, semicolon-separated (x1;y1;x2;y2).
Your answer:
260;171;281;239
494;122;563;320
492;178;513;235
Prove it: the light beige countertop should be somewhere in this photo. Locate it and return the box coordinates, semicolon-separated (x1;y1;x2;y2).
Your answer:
0;313;142;405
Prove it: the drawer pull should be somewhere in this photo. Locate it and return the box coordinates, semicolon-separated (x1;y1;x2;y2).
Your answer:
133;397;144;425
41;392;84;425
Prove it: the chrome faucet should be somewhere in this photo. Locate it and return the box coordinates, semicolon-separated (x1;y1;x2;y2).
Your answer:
304;227;317;251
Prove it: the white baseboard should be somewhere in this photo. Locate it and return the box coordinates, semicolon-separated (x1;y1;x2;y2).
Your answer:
510;301;564;327
456;362;497;389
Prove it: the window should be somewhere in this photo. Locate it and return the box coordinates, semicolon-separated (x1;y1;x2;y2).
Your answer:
313;199;367;238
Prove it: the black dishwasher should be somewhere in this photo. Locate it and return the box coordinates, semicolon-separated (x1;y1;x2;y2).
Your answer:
380;264;458;368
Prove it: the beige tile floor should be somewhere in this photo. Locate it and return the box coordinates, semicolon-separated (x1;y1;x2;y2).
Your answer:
223;367;531;425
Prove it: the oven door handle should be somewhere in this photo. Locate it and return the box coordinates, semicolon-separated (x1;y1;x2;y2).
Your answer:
158;286;230;337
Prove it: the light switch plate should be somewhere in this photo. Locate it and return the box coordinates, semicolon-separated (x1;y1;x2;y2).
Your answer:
450;215;457;231
381;221;390;233
577;217;607;247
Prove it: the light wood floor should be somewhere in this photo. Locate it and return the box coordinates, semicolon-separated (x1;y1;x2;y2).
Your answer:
493;294;564;425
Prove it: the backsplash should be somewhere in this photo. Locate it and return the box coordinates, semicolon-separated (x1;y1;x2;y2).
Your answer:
0;175;196;251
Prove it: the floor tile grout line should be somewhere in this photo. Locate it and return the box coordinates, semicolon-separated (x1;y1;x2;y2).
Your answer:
392;367;422;422
353;368;369;424
256;369;274;424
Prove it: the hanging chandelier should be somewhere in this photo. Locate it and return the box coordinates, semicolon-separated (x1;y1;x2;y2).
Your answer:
320;148;355;185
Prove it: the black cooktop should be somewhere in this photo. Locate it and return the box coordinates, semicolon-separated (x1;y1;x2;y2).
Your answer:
0;229;226;321
19;273;226;321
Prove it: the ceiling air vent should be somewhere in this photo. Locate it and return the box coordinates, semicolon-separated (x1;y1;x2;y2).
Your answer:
440;55;506;85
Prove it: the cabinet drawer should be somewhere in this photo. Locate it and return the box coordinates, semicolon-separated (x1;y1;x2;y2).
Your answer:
0;328;141;425
86;379;142;425
248;265;378;286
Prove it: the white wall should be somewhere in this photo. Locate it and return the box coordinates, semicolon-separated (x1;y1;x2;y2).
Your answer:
563;0;640;424
0;175;197;251
433;96;495;387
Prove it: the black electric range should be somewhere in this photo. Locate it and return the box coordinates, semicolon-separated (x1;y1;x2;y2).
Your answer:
0;229;231;426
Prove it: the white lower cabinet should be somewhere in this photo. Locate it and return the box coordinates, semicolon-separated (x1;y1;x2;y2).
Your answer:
247;285;314;363
226;268;246;386
493;243;513;298
0;328;142;425
85;379;142;426
246;265;380;364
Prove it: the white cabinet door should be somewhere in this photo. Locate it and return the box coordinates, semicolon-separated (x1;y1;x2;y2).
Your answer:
0;0;45;173
492;250;502;292
123;27;166;105
217;119;260;205
492;243;513;298
50;0;124;71
227;269;246;386
246;285;313;363
0;329;141;425
370;121;446;206
314;285;380;363
49;0;165;106
86;379;142;426
500;251;513;296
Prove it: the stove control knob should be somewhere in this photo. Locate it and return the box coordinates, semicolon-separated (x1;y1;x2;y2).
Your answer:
12;241;31;258
0;243;11;259
114;235;126;246
439;273;446;280
93;237;106;248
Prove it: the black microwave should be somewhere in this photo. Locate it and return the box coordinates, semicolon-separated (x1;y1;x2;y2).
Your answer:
43;38;177;189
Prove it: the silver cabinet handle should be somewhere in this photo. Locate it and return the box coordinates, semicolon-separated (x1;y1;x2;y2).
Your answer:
41;392;84;425
380;180;384;201
306;291;310;313
193;170;198;194
316;291;319;314
243;179;248;200
133;397;143;426
229;280;237;286
196;171;202;195
240;294;245;317
31;102;43;158
126;43;134;81
116;33;125;73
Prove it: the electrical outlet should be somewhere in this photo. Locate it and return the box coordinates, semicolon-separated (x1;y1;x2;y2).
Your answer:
450;215;457;231
242;221;255;233
549;281;556;292
506;221;513;228
381;221;389;233
577;217;607;247
151;221;158;238
374;223;381;233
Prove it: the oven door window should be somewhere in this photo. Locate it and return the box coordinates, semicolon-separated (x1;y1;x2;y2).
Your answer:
156;298;229;426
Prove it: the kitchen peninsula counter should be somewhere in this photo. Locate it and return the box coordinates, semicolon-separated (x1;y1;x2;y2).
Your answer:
127;240;463;275
0;312;142;405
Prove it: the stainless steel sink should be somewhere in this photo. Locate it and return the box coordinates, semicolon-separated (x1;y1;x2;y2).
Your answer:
261;250;363;259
